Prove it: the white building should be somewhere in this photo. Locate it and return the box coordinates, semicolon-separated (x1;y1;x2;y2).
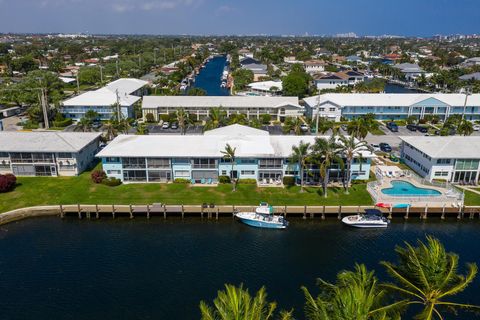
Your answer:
312;71;365;90
61;78;148;121
246;81;282;96
304;60;326;74
142;96;303;121
303;93;480;122
400;136;480;184
393;63;425;81
0;132;101;176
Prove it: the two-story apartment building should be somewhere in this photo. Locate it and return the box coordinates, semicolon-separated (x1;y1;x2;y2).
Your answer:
304;93;480;122
61;78;148;121
142;96;303;122
97;125;374;185
400;136;480;184
0;132;102;176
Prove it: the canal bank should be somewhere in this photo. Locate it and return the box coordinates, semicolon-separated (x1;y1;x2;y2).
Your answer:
0;217;479;320
188;55;230;96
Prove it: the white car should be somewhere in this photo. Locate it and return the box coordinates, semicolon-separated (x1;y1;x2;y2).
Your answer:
300;124;309;132
370;144;380;152
473;125;480;131
162;122;170;129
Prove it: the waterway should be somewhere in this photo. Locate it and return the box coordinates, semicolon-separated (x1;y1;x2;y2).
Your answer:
384;83;421;93
0;217;479;319
188;55;229;96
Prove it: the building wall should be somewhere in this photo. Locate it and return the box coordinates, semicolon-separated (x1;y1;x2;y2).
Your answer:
61;105;132;121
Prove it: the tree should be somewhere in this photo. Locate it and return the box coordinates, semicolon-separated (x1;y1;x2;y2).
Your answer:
103;120;118;141
228;113;248;125
283;117;303;135
175;108;191;135
136;123;149;135
339;135;369;194
78;67;101;85
301;264;402;320
406;115;418;125
84;110;99;122
317;117;334;134
232;69;254;91
75;117;92;132
199;284;292;320
188;87;207;96
221;143;237;192
311;136;344;198
347;116;379;140
282;64;311;98
381;236;480;320
0;174;17;193
145;113;155;123
290;141;311;193
204;107;226;131
458;120;474;136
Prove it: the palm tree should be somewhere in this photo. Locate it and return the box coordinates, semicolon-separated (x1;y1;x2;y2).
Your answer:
175;108;191;135
75;117;92;132
118;118;131;134
290;141;311;193
204;107;226;131
347;116;379;139
338;135;370;194
284;117;303;135
228;113;248;125
301;264;403;320
103;120;117;141
317;117;334;134
221;143;237;191
381;236;480;320
311;136;344;198
458;120;474;136
136;123;148;135
199;284;292;320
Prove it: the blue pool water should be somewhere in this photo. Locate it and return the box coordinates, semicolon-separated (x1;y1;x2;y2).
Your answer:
381;180;442;197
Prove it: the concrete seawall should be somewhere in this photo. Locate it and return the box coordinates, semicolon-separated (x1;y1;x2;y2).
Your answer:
1;204;479;226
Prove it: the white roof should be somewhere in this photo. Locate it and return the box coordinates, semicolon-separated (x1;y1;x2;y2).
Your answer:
62;78;147;107
304;93;480;108
400;136;480;159
247;81;283;92
97;124;374;159
142;96;300;109
0;132;101;153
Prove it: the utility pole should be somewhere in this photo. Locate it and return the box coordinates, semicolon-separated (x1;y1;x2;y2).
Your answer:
462;86;471;120
99;65;103;84
76;72;80;93
315;93;321;135
116;58;120;78
41;88;50;129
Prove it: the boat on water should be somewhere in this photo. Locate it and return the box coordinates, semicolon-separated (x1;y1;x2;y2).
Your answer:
342;209;389;228
235;202;288;229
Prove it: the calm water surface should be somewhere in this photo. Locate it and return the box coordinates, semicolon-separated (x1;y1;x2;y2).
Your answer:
0;217;479;320
188;55;229;96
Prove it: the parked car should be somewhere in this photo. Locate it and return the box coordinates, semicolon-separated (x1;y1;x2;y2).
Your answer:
386;122;398;132
300;124;309;132
406;124;417;131
171;122;178;130
379;143;392;152
370;143;380;152
473;125;480;131
341;124;348;131
416;126;428;133
92;121;102;129
162;122;170;129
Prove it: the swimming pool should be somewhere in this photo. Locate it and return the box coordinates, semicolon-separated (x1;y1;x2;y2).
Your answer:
381;180;442;197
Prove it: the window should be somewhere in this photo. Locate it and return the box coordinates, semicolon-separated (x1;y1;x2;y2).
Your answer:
173;158;190;164
221;170;227;175
106;157;120;163
259;158;282;169
220;158;232;163
329;108;336;112
107;170;121;175
192;158;217;169
148;170;171;182
352;171;367;176
455;159;479;171
434;171;449;177
0;159;10;169
175;170;190;178
284;170;298;175
239;159;256;164
147;158;170;168
241;170;255;175
436;159;451;164
319;108;325;112
123;157;146;169
58;152;73;159
123;170;147;181
0;152;8;158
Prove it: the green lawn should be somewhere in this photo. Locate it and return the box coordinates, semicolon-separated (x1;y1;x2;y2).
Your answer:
464;190;480;206
0;171;374;213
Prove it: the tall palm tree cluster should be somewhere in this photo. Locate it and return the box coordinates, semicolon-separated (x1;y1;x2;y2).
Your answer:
290;134;369;197
203;107;265;131
200;237;479;320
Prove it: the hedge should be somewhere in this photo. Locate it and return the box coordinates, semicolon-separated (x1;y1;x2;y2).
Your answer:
53;118;73;127
174;178;191;184
102;177;122;187
218;175;231;184
282;176;295;186
238;178;257;184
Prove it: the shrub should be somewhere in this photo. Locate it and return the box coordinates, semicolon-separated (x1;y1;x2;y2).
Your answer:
102;177;122;187
218;175;231;184
91;169;107;183
53;118;73;127
0;173;16;193
282;176;295;186
145;113;155;123
261;114;272;125
238;178;257;184
174;178;190;184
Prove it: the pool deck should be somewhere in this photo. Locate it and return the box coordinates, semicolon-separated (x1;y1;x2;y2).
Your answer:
368;176;463;208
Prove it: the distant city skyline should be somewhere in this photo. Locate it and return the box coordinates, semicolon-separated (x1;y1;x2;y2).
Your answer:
0;0;479;37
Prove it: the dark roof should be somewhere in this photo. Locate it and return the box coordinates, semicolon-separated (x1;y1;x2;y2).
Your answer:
240;57;261;66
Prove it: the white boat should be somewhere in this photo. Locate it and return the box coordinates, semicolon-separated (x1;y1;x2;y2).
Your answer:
235;203;288;229
342;209;389;228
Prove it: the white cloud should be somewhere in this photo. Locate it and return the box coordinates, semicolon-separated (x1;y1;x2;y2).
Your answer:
109;0;202;13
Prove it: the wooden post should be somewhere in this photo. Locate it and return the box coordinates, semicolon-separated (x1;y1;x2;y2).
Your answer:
146;204;150;219
129;204;134;219
60;204;64;218
95;204;99;219
201;205;204;219
388;206;393;219
216;207;219;220
423;205;428;220
181;205;184;219
337;206;342;220
86;211;91;219
232;205;235;218
457;205;462;220
404;205;409;220
441;203;446;220
303;205;307;220
357;205;360;214
163;205;167;219
77;204;81;219
112;204;115;219
310;207;314;219
322;206;325;220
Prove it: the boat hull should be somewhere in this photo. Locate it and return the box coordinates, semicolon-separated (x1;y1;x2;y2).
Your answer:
341;215;389;228
235;212;287;229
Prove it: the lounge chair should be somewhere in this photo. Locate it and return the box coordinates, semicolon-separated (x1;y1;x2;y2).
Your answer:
191;179;195;184
262;178;267;184
207;178;212;184
201;178;206;184
269;178;274;184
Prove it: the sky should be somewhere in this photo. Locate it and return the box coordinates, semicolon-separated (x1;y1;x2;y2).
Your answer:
0;0;479;36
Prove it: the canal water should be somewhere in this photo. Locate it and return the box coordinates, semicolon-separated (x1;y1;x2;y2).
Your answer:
188;55;229;96
384;83;420;93
0;217;479;320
